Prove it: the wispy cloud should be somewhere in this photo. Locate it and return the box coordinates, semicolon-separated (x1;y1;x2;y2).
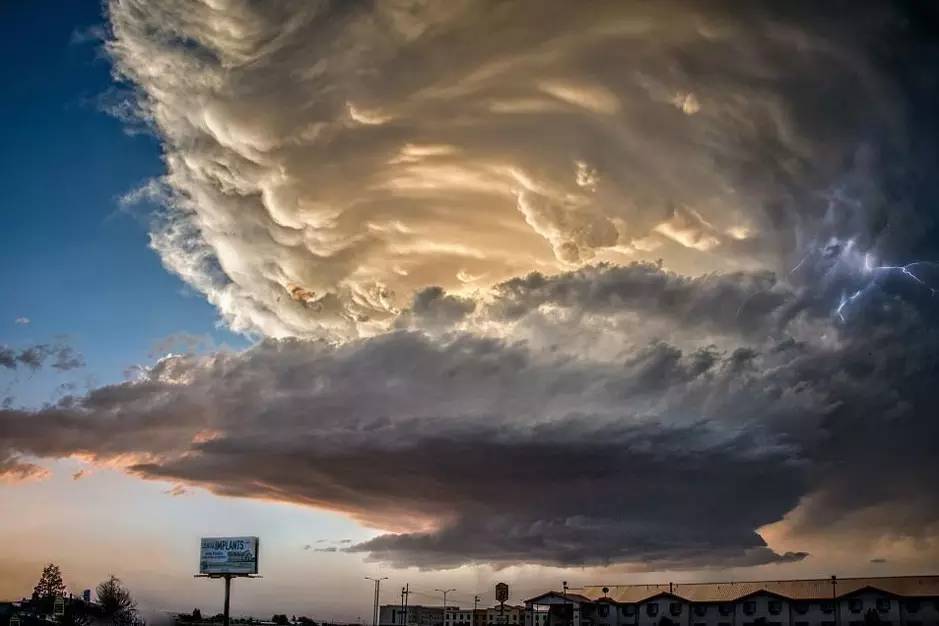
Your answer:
0;340;85;372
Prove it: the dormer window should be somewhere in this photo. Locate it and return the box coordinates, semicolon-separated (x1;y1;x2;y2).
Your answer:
718;605;733;616
743;602;756;616
646;604;659;618
905;601;920;614
876;599;890;613
849;600;862;614
622;606;635;616
669;603;682;617
769;601;782;615
794;603;809;615
693;605;707;617
598;606;609;618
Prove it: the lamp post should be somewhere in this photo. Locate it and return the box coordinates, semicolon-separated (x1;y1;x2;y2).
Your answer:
437;588;456;626
366;577;389;626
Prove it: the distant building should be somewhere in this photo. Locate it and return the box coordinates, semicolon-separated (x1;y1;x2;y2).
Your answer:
380;605;445;626
444;606;525;626
525;576;939;626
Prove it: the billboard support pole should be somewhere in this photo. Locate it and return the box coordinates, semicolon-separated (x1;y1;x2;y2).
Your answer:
224;575;232;626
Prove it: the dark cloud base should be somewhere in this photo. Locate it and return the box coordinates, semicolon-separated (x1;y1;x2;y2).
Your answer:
3;260;939;568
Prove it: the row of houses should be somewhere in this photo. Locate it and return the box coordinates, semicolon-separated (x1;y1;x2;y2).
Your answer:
524;576;939;626
380;577;939;626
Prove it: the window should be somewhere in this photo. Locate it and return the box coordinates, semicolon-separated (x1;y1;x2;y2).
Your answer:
769;601;782;615
905;621;921;626
821;602;834;614
795;621;809;626
744;602;757;616
905;601;920;614
718;622;731;626
719;605;733;616
670;603;682;617
877;600;891;613
821;621;835;626
794;603;809;615
622;606;635;617
598;606;609;618
850;621;865;626
693;606;707;617
849;600;863;614
646;604;659;618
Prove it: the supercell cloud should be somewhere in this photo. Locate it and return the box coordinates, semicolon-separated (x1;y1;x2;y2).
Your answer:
107;0;929;339
3;0;939;569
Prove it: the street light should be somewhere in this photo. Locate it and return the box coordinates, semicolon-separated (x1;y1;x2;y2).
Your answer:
366;577;389;626
436;588;456;626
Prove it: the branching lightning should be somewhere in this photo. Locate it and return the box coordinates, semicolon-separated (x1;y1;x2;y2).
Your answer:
835;253;938;321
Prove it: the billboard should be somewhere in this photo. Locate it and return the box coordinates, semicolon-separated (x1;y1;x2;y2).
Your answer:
199;536;259;575
495;582;509;603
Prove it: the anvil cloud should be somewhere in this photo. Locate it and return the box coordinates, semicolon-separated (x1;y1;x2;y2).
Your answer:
3;0;939;570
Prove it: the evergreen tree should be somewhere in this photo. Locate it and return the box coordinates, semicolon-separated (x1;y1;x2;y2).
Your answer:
96;575;142;626
33;563;67;600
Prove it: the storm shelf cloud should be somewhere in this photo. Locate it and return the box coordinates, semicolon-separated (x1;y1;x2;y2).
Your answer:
3;0;939;571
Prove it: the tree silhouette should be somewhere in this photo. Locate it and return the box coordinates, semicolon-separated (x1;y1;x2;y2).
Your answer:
96;575;142;626
33;564;67;600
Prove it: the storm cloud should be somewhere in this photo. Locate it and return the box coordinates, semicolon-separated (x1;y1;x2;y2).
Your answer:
106;0;936;339
2;0;939;571
4;260;939;567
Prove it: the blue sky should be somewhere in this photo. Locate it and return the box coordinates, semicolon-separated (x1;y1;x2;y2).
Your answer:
0;1;246;407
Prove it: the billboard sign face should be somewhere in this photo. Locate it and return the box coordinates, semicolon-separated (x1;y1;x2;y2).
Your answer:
199;536;259;575
495;583;509;603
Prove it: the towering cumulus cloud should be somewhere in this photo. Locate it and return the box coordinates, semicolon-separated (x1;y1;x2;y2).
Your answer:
107;0;926;339
3;0;939;569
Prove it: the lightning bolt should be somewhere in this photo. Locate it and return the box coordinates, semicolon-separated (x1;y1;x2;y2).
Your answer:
835;254;938;321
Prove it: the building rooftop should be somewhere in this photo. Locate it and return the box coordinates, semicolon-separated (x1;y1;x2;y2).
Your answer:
571;575;939;603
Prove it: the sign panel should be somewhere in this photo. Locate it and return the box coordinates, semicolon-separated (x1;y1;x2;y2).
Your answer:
53;596;65;618
495;583;509;603
199;536;259;575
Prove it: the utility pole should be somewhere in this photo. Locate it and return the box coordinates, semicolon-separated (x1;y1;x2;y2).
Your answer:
562;581;571;626
436;588;456;626
831;576;838;626
366;576;389;626
402;585;411;626
474;595;480;626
